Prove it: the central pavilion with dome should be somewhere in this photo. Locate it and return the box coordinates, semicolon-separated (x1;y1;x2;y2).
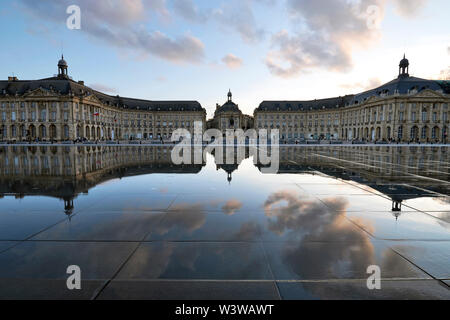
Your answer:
207;90;254;132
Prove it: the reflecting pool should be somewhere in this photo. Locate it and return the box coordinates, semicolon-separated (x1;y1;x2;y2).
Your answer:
0;145;449;299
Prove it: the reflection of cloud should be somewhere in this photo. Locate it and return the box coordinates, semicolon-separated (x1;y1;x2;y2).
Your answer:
156;203;207;235
263;190;349;236
232;221;261;240
222;199;243;215
263;190;377;279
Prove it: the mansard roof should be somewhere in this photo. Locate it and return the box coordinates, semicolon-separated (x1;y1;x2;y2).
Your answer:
350;75;449;105
0;77;205;112
256;75;449;113
215;101;242;114
256;95;354;112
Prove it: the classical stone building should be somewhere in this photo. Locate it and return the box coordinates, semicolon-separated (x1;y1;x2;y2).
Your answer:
0;56;206;142
0;55;449;143
207;90;254;132
255;56;450;143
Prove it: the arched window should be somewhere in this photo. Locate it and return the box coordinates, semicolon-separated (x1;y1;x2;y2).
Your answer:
421;126;427;139
410;126;418;140
64;125;69;139
431;127;437;139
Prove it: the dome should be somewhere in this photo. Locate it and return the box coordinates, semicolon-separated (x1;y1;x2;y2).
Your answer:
216;101;241;113
58;55;68;67
214;89;242;114
399;54;409;68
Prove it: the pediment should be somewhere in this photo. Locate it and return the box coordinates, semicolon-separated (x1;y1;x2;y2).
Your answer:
23;87;55;97
413;89;446;98
81;93;103;105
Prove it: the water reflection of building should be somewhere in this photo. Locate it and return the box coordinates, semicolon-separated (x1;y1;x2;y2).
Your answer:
213;145;250;183
1;145;448;213
0;146;205;213
256;146;450;211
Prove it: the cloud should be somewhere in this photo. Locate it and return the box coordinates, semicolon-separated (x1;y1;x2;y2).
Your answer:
339;78;382;91
222;54;243;69
212;1;266;44
438;67;450;80
172;0;270;44
172;0;206;23
19;0;204;64
89;83;118;94
391;0;428;17
266;0;387;78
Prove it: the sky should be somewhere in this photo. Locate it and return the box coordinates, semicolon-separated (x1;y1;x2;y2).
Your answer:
0;0;449;117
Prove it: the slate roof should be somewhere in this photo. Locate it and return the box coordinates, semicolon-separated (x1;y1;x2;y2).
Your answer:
0;77;205;112
215;100;242;114
350;75;449;105
256;75;449;112
256;95;354;112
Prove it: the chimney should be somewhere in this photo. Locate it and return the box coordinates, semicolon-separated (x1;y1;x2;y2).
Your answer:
78;81;84;85
8;76;18;82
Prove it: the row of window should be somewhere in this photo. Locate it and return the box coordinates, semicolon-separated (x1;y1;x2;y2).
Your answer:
1;111;69;121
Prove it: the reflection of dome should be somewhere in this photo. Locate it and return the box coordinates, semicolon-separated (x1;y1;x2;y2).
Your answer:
217;163;239;184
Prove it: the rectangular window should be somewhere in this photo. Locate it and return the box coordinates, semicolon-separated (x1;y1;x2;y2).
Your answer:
422;111;427;121
11;111;16;121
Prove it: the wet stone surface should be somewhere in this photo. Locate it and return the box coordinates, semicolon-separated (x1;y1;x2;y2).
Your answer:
0;145;449;299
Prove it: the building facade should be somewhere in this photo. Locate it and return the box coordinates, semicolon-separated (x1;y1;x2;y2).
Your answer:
0;56;206;142
254;56;450;143
0;55;449;143
207;90;253;132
